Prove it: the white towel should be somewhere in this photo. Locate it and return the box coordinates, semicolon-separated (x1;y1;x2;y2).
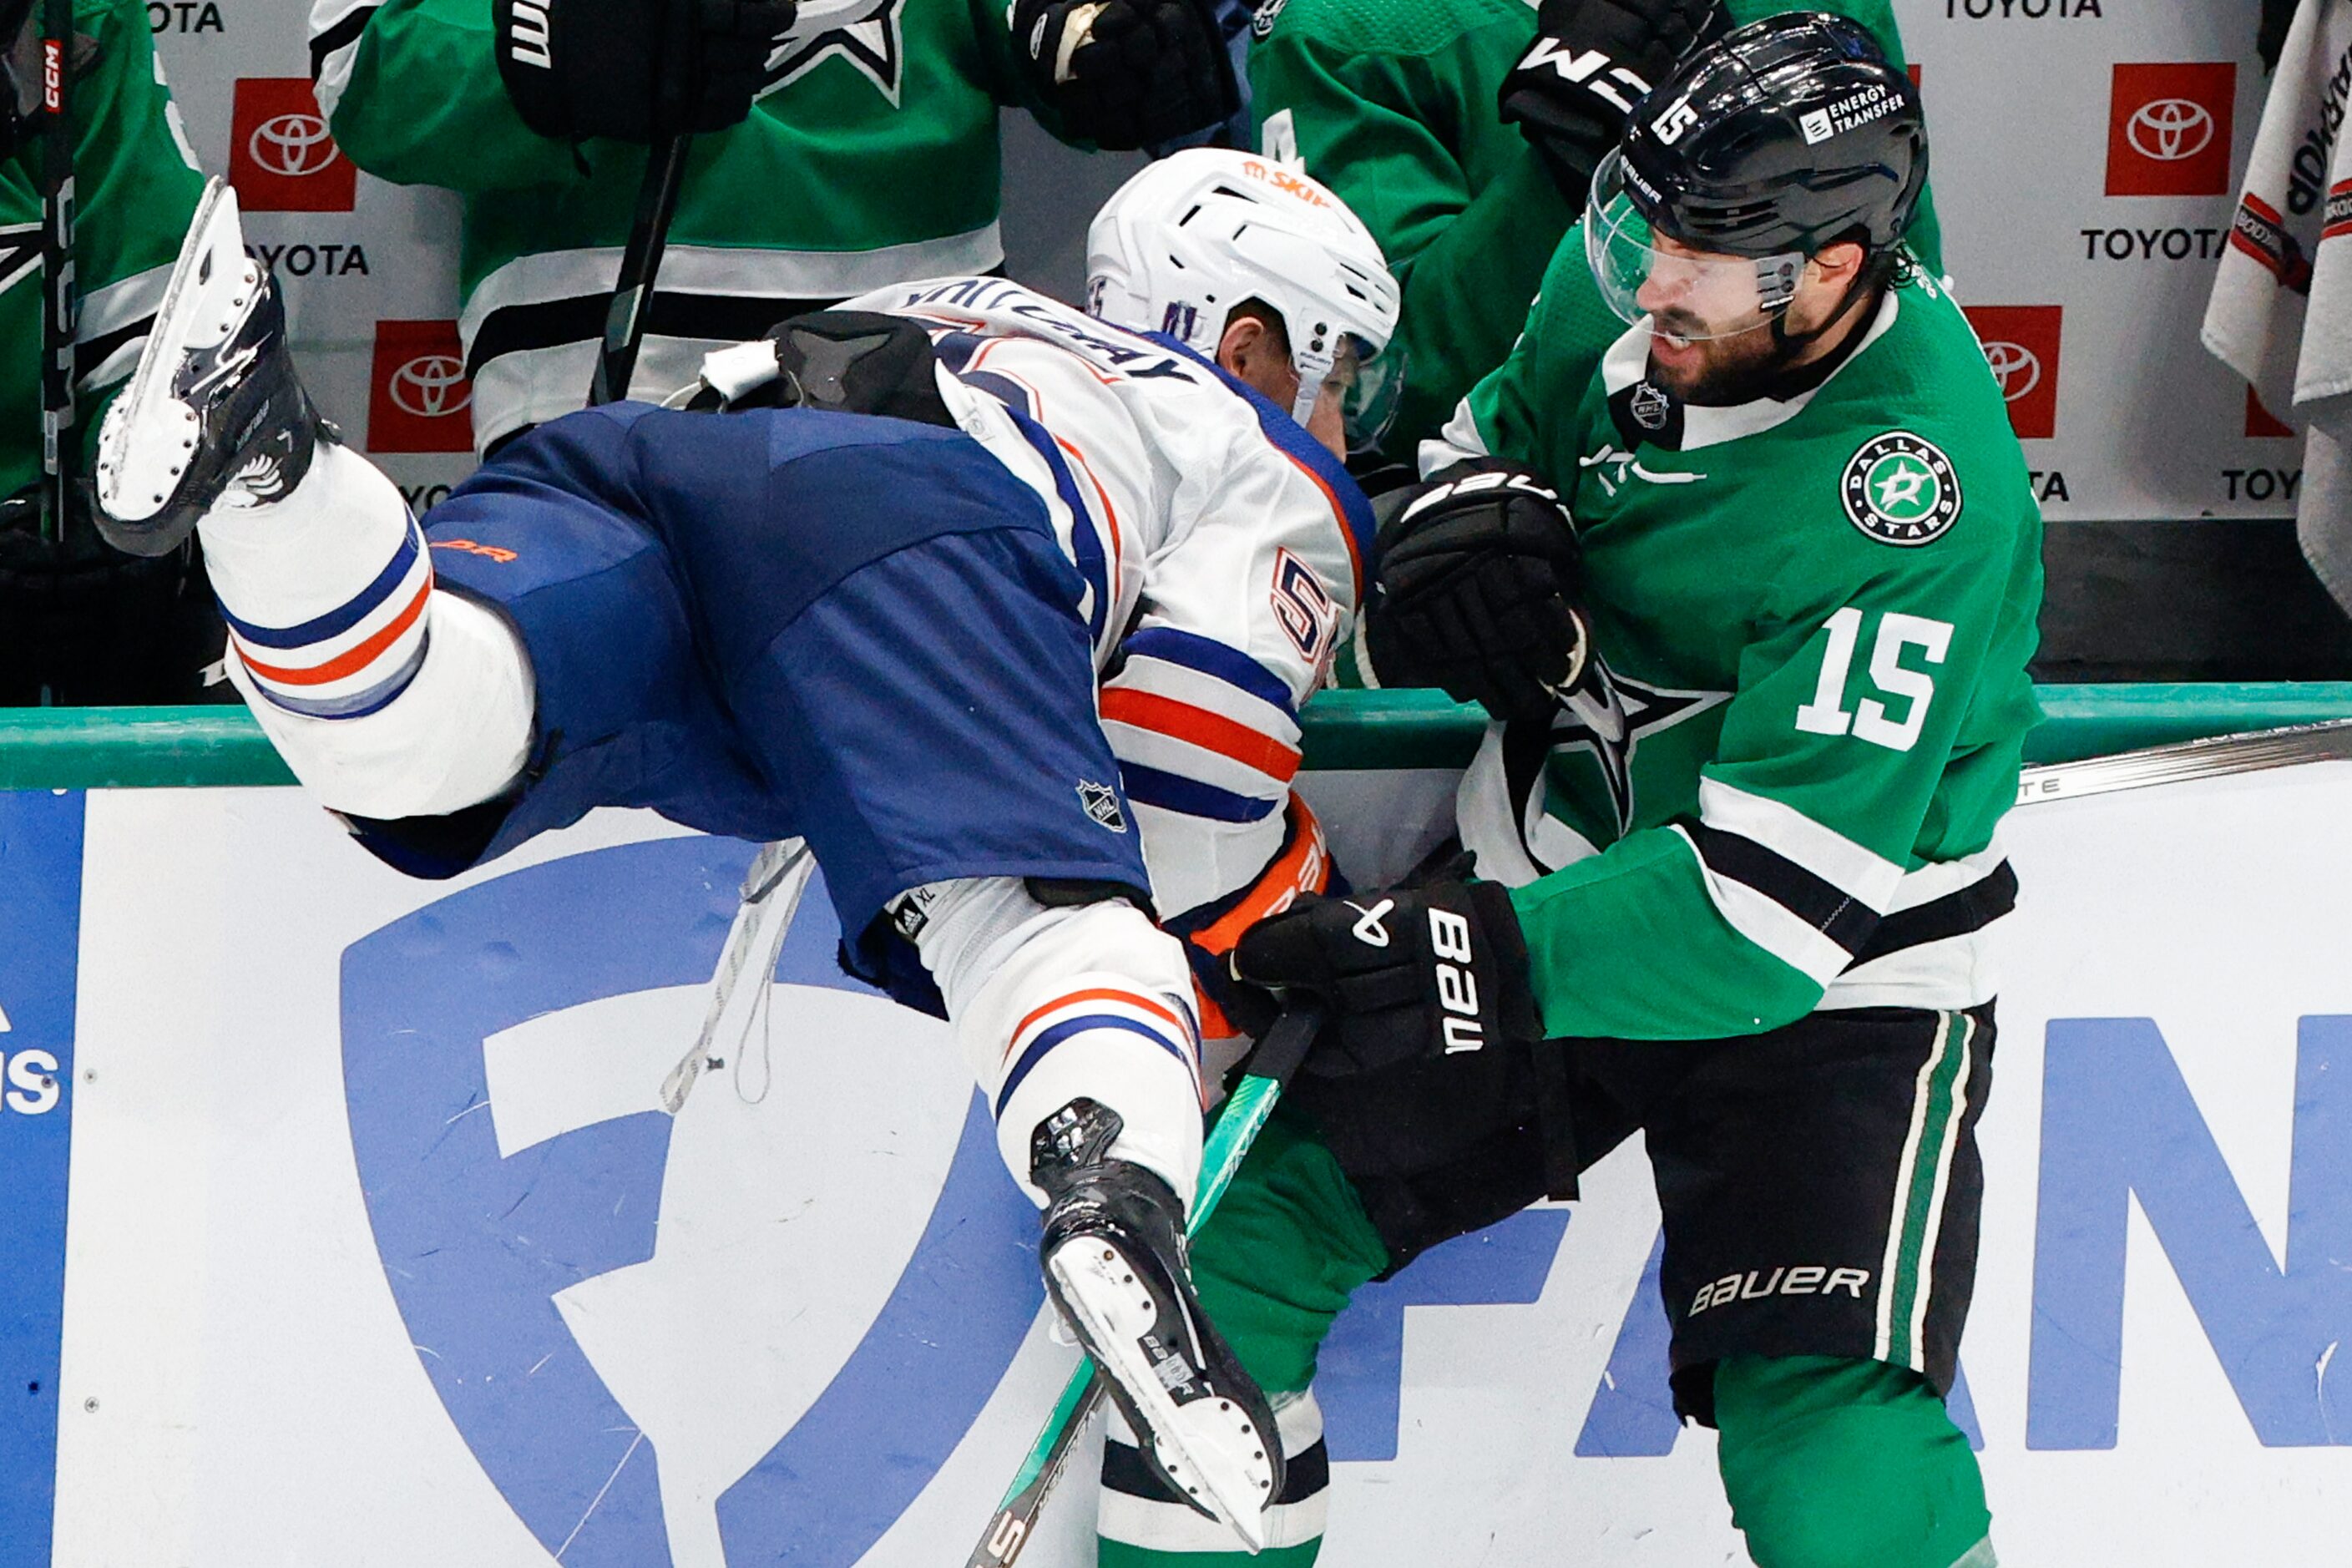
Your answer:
2202;0;2352;609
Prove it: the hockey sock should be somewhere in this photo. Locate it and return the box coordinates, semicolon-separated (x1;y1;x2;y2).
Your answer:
901;877;1206;1206
1095;1112;1388;1566
1714;1354;1994;1568
200;441;534;819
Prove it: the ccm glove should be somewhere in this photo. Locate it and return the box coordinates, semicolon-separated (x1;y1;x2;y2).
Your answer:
1232;880;1542;1080
1364;460;1590;723
495;0;797;143
1498;0;1728;202
1008;0;1240;151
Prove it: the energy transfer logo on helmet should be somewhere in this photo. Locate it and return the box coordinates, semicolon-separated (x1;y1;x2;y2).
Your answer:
1841;432;1961;545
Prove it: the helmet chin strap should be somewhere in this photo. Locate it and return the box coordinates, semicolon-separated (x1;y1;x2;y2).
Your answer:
1289;342;1335;429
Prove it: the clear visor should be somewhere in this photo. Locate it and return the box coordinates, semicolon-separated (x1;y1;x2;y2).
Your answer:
1583;150;1805;344
1296;333;1407;455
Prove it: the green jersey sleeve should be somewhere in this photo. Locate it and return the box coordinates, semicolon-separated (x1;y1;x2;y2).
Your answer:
313;0;589;192
2;0;205;495
1508;507;2036;1041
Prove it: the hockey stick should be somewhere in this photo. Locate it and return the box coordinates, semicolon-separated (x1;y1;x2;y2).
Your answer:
967;994;1331;1568
588;132;690;407
36;0;73;540
660;837;814;1115
2013;717;2352;808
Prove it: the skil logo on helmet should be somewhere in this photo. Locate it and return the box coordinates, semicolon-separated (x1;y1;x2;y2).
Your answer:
1841;432;1961;545
1963;305;2061;441
228;78;356;212
368;321;475;455
2106;63;2235;197
1240;157;1331;207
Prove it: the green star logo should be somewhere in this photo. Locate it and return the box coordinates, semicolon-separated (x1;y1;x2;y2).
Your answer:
1841;432;1963;545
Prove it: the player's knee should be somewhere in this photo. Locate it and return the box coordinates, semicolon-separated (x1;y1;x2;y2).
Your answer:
1714;1355;1990;1568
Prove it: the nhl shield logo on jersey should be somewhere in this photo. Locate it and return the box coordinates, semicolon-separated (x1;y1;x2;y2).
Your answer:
1078;779;1130;832
1841;432;1963;546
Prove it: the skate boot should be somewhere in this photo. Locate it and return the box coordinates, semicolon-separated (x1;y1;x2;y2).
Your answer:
1033;1098;1282;1551
94;177;328;558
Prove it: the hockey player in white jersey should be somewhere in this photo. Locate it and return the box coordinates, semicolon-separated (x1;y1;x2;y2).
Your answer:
91;149;1393;1551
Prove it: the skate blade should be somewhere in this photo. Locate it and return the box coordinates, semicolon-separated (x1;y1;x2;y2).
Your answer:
96;178;259;524
1046;1238;1275;1552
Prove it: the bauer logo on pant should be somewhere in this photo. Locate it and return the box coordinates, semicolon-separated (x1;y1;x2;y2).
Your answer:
1840;432;1961;546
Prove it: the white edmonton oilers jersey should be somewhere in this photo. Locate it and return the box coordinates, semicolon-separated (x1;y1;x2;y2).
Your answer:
838;276;1374;921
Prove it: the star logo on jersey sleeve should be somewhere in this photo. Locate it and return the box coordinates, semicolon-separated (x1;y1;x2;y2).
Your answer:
1547;655;1729;835
1841;432;1962;545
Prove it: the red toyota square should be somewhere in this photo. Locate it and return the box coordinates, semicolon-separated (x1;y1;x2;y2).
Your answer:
368;321;475;454
1964;306;2062;441
2247;386;2297;438
228;78;356;213
2106;63;2235;198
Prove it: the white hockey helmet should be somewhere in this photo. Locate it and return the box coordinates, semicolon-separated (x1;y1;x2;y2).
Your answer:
1085;147;1403;451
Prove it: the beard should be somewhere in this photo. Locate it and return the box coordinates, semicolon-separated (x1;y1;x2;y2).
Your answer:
1643;311;1794;407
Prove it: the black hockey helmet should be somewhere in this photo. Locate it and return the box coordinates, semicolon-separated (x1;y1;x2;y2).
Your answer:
1614;11;1927;260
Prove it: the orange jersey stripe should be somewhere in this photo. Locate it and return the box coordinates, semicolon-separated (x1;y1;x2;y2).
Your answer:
235;573;432;687
1099;687;1302;782
1009;986;1193;1057
1284;453;1363;597
1191;797;1331;956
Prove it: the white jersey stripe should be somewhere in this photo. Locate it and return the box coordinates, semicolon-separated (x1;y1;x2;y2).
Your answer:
1907;1013;1976;1365
1671;826;1854;986
1697;776;1904;913
1874;1010;1955;1364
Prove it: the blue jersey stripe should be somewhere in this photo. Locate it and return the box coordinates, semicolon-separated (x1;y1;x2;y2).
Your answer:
995;1014;1191;1118
998;402;1110;646
220;524;422;650
250;630;432;720
1121;626;1296;715
1119;760;1282;825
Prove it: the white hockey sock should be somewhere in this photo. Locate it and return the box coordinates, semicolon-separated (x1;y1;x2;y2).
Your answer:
903;877;1205;1209
201;441;534;820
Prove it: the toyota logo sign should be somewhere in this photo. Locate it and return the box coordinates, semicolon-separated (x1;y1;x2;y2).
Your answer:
388;355;471;419
2127;99;2215;163
1982;341;2041;403
245;112;340;178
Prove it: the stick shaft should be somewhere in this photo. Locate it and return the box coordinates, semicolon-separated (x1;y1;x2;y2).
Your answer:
965;997;1328;1568
2015;718;2352;807
38;0;73;540
589;134;690;407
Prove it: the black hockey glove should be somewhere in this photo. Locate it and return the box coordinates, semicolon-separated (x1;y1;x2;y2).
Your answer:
1009;0;1240;151
1363;460;1590;724
1498;0;1729;204
494;0;797;144
1231;880;1543;1080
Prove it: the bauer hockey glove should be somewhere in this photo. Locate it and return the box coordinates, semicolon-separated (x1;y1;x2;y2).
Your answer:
495;0;797;143
1498;0;1729;203
1363;460;1591;724
1231;880;1542;1080
1008;0;1239;151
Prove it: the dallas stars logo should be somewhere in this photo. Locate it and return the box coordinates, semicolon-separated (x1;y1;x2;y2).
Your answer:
763;0;908;105
0;222;42;298
1548;655;1727;835
1841;431;1963;546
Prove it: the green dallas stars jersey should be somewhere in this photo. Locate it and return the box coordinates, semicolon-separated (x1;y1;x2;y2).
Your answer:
1246;0;1940;459
310;0;1061;453
3;0;205;498
1434;261;2043;1042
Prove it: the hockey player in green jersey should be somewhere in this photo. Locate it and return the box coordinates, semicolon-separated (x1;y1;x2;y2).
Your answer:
308;0;1243;454
1100;15;2035;1565
0;0;215;700
1247;0;1941;458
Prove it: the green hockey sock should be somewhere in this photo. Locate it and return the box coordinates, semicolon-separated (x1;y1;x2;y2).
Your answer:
1714;1354;1994;1568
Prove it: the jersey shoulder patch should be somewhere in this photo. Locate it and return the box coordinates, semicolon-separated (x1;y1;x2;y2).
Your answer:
1839;430;1962;547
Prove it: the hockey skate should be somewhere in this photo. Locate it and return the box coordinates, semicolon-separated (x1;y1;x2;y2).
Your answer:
94;177;327;557
1033;1098;1282;1550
